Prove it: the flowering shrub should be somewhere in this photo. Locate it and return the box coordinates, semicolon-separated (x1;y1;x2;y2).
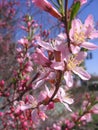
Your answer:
0;0;98;130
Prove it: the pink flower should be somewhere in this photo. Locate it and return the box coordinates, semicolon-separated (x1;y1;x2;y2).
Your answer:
80;113;92;122
32;0;62;20
38;110;48;121
20;95;37;111
80;0;87;5
91;104;98;114
19;95;47;122
32;48;50;66
31;108;47;123
52;51;91;87
69;15;98;54
57;88;74;111
18;38;29;47
36;33;68;61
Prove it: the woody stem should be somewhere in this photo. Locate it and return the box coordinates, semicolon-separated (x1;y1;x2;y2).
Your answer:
48;70;62;103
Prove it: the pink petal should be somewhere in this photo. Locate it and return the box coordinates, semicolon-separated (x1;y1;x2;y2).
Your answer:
75;51;87;61
56;33;67;41
32;48;50;66
75;0;87;5
37;40;53;51
74;19;83;33
31;110;39;123
34;80;45;89
70;19;83;41
81;42;98;50
20;104;32;111
80;0;87;5
92;104;98;114
85;15;94;28
28;95;35;103
70;44;80;54
32;0;62;20
73;67;91;80
51;61;64;71
64;98;74;105
89;32;98;39
64;71;73;87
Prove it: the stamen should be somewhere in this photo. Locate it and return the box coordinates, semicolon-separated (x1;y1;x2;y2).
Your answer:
74;31;85;44
67;55;82;71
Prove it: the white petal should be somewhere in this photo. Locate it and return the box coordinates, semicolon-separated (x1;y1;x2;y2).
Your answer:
45;85;50;96
58;87;65;98
63;102;72;112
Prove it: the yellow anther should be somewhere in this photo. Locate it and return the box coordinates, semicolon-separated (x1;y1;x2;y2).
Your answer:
74;31;85;44
67;55;82;71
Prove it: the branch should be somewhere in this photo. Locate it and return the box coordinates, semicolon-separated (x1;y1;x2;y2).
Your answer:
64;0;71;52
48;70;62;103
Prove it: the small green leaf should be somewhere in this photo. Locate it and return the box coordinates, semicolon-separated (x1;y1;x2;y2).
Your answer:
68;2;80;29
79;109;83;116
70;2;80;21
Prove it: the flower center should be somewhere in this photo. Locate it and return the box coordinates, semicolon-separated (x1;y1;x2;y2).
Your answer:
67;55;82;71
74;31;85;44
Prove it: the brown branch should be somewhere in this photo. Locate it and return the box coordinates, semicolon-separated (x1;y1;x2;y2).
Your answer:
64;0;72;53
48;70;62;103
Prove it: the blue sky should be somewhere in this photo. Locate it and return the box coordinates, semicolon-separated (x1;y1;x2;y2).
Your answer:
78;0;98;75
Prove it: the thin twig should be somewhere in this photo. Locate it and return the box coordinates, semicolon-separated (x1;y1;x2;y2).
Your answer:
64;0;72;53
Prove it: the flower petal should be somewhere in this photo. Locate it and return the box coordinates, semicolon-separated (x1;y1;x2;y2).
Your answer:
63;102;72;112
32;0;62;20
64;71;73;87
85;15;94;28
34;79;45;89
37;40;53;51
81;42;98;50
63;97;74;105
73;67;91;80
56;33;67;42
75;51;87;61
70;44;80;54
51;61;64;71
89;32;98;39
20;104;32;111
31;110;39;123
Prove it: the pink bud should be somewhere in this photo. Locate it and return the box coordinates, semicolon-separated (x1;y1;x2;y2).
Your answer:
47;102;54;110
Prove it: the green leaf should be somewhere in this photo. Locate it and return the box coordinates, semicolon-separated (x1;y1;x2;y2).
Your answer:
68;2;80;29
79;109;83;116
70;2;80;21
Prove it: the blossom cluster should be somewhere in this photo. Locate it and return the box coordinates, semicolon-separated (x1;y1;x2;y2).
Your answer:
0;0;98;130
